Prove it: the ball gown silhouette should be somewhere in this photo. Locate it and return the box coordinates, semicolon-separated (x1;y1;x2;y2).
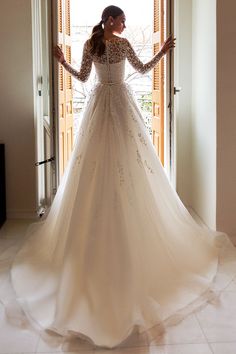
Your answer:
1;38;236;348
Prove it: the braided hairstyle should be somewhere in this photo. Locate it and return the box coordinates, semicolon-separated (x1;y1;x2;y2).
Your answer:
89;5;124;56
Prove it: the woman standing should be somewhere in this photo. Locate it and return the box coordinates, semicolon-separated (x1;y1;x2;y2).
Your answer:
1;5;236;349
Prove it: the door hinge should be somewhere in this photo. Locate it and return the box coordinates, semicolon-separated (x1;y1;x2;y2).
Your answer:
37;205;46;218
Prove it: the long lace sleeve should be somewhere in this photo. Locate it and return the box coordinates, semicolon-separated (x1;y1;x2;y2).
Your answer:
125;39;164;74
61;41;92;82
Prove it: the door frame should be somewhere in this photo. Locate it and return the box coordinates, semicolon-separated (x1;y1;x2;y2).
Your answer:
31;0;44;211
165;0;176;187
50;0;176;189
51;0;60;190
152;0;175;185
31;0;57;213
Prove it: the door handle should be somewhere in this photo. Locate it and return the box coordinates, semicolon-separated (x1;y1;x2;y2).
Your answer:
174;87;182;95
35;156;55;166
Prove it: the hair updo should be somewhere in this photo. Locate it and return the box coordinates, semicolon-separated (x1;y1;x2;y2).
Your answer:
89;5;124;57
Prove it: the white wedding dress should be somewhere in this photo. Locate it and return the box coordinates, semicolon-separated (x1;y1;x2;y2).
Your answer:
1;38;236;348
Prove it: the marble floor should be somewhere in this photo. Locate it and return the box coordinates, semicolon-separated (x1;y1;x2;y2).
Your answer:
0;219;236;354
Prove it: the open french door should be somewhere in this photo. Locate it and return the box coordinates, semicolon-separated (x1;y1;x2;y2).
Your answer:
57;0;74;178
152;0;165;166
152;0;175;181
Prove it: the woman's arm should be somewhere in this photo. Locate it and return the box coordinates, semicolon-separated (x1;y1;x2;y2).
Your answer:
54;41;93;82
126;35;175;74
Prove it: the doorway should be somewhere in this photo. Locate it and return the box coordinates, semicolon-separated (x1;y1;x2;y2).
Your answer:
53;0;175;185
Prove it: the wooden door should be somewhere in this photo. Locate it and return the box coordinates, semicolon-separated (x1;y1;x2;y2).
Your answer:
152;0;165;165
58;0;74;178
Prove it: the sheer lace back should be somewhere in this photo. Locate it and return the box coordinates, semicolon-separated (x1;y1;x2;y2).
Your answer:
94;40;125;83
93;39;127;65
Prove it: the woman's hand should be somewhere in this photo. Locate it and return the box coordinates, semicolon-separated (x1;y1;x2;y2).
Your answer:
160;35;176;55
54;45;66;64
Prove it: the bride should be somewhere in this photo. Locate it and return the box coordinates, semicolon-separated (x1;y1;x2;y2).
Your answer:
1;4;236;349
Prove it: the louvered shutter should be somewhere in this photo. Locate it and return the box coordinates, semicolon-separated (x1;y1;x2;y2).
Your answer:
152;0;165;165
58;0;74;177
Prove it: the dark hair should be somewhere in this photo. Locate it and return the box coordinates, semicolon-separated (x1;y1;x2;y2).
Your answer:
89;5;124;56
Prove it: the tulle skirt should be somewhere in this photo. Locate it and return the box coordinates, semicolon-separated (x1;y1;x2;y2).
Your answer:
1;82;236;348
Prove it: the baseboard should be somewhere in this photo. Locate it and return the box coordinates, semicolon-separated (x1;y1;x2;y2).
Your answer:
7;209;38;220
229;235;236;246
187;206;236;246
186;206;209;228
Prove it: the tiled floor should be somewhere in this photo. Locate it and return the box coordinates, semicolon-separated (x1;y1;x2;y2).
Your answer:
0;220;236;354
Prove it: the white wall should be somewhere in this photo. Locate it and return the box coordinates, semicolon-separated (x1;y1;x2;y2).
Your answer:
191;0;217;229
216;1;236;236
176;0;236;237
0;0;37;218
175;0;217;231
